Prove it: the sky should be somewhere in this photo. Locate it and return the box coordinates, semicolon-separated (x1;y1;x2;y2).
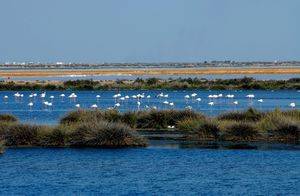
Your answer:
0;0;299;63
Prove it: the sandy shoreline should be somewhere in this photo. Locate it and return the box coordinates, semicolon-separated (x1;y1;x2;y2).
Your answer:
1;68;300;77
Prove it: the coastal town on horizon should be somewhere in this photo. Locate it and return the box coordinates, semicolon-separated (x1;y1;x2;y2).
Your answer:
1;60;300;69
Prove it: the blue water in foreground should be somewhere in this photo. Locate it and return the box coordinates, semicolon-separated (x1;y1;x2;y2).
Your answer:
0;148;299;195
0;90;299;124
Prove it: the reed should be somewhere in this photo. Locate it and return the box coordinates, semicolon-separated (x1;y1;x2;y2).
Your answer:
0;114;18;123
0;108;299;147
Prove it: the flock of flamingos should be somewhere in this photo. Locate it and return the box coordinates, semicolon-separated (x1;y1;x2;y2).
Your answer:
2;91;297;111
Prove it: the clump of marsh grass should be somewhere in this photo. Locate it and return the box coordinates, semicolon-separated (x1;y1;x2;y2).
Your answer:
177;118;205;133
136;109;204;129
60;109;122;124
222;121;259;141
257;109;299;141
177;118;220;140
61;109;204;130
0;114;18;123
67;121;147;147
3;124;44;146
39;127;67;147
120;112;138;128
218;108;263;121
0;140;5;154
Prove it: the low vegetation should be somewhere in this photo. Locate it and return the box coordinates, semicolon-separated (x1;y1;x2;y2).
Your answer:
0;77;299;90
0;108;299;152
0;114;147;149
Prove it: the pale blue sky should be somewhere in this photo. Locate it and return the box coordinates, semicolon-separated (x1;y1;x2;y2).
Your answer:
0;0;299;63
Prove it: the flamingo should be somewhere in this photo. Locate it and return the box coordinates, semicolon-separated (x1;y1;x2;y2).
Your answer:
91;104;98;109
258;99;264;103
246;94;255;99
289;102;296;108
40;92;46;99
28;102;34;108
226;94;234;98
137;101;141;110
185;106;192;110
191;93;197;98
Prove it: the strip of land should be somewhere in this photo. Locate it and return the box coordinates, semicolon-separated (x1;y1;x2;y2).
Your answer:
1;68;300;77
0;108;299;154
0;77;299;90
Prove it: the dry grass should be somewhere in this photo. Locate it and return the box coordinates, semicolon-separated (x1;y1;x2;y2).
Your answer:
1;68;300;77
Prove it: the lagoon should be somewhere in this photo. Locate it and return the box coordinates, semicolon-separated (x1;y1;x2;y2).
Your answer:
0;90;298;124
0;147;299;195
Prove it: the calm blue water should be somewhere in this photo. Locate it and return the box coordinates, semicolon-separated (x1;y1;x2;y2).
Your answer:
0;148;299;195
0;90;299;124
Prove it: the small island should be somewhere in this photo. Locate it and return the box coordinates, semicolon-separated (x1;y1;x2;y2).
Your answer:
1;108;299;154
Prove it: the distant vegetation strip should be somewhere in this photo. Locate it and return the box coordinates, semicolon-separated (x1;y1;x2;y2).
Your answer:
0;77;300;90
0;108;299;154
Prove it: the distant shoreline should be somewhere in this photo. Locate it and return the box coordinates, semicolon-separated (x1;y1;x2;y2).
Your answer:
0;77;299;90
1;67;300;78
